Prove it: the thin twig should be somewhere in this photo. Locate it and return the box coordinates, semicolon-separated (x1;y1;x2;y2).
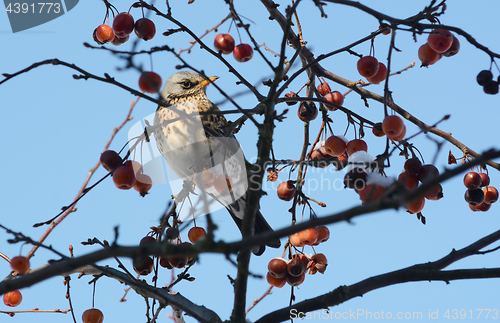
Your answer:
246;286;273;313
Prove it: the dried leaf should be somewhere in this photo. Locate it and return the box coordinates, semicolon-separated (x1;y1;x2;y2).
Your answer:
448;150;457;164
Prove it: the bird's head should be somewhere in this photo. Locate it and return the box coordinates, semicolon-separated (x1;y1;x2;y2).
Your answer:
160;71;219;101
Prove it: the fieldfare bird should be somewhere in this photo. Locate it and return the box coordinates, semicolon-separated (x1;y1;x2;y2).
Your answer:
153;71;280;255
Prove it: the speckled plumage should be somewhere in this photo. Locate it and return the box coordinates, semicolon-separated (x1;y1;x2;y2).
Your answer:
153;71;280;254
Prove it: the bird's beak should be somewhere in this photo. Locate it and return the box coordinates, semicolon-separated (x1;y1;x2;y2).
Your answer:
199;76;219;87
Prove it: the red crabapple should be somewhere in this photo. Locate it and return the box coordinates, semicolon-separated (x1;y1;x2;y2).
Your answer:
404;196;425;214
95;24;115;44
479;173;490;187
484;81;499;95
233;44;253;62
357;184;385;204
344;168;367;190
133;256;154;276
113;12;134;37
442;35;460;57
140;236;156;245
418;43;441;67
483;186;499;204
289;233;305;247
286;271;305;286
418;164;439;183
113;166;136;190
298;228;319;246
398;172;419;190
464;172;482;190
404;158;422;175
188;227;207;243
469;202;491;212
287;257;306;277
465;189;485;206
135;18;156;40
315;226;330;244
134;174;153;197
366;62;387;84
372;123;385;137
346;139;368;156
424;184;443;201
82;308;104;323
382;115;405;140
111;34;129;46
357;56;379;78
214;33;235;54
277;180;296;201
267;272;286;288
427;29;453;53
324;135;347;156
268;258;288;278
317;82;331;96
297;102;318;122
3;290;22;307
139;72;162;94
10;256;30;274
324;91;344;111
477;70;493;86
100;150;122;171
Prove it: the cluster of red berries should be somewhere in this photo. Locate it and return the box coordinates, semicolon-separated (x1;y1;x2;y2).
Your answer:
267;253;328;288
399;160;443;213
100;150;153;197
380;115;406;141
463;172;498;212
158;226;207;270
476;70;499;95
343;166;382;204
214;33;254;62
284;81;343;123
326;136;368;157
93;11;156;46
93;9;162;95
418;29;460;67
133;226;207;275
267;226;329;288
342;156;442;214
158;238;193;270
308;135;367;170
307;113;407;171
289;226;330;247
318;81;345;110
2;256;30;307
357;56;387;85
82;308;104;323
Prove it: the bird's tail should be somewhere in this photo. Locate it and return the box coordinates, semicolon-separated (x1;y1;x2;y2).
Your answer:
226;196;281;256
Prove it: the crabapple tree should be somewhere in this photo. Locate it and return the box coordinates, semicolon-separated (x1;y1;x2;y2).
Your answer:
1;1;500;323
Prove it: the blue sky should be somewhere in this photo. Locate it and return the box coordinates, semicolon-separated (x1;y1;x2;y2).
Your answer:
1;1;500;322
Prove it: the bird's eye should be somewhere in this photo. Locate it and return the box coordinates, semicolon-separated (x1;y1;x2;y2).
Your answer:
180;81;191;89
